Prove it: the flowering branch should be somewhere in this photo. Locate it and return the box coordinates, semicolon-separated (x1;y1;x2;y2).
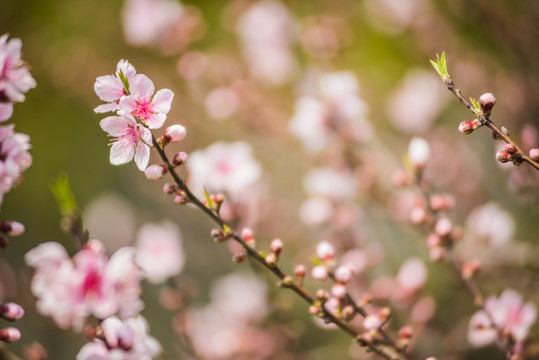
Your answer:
431;52;539;171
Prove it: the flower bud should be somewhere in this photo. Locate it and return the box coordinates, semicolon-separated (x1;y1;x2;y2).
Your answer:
315;241;335;263
265;253;277;267
311;265;328;281
174;191;189;205
294;264;306;281
430;194;455;212
172;152;188;166
529;148;539;161
410;206;428;224
241;228;255;247
342;305;355;321
211;228;227;243
479;93;496;115
232;253;247;263
462;258;481;279
331;284;347;299
426;233;442;248
0;221;25;237
163;124;187;143
144;164;167;180
163;183;178;194
399;325;413;339
496;150;511;163
504;144;517;155
335;266;353;284
0;303;24;321
0;327;21;342
363;315;381;331
429;246;446;262
316;289;329;303
309;305;321;315
434;217;452;237
458;120;480;135
270;238;283;257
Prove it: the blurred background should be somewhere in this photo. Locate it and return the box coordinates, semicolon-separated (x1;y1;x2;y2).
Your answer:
1;0;539;359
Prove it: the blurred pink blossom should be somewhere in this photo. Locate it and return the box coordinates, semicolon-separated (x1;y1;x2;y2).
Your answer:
303;166;357;201
466;202;515;246
76;315;161;360
236;0;296;86
387;70;448;134
0;34;36;106
100;114;152;171
0;124;32;206
468;288;537;346
204;87;240;120
186;141;262;196
407;137;430;168
135;221;185;284
25;240;143;331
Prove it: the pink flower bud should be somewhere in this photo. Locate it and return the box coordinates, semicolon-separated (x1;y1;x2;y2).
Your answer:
496;150;511;163
265;253;277;267
360;293;373;306
144;164;167;180
434;217;452;237
270;238;283;257
232;253;247;263
342;305;355;320
163;183;178;194
315;241;335;263
241;228;254;246
529;148;539;161
458;120;479;135
174;191;189;205
462;258;481;279
0;327;21;342
163;124;187;143
392;169;410;187
0;221;25;237
479;93;496;115
504;144;517;155
316;289;329;303
331;284;347;299
410;206;428;224
335;266;353;284
426;233;442;248
430;194;455;212
311;265;329;281
173;152;188;166
0;303;24;321
363;315;381;330
309;305;321;315
294;264;306;281
211;228;227;243
429;246;446;262
399;325;413;339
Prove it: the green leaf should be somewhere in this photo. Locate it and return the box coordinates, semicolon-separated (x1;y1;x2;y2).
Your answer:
118;69;130;93
469;97;482;116
430;51;449;80
50;172;77;217
202;186;215;209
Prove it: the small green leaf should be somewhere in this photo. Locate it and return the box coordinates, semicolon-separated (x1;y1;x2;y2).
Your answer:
469;97;482;116
310;254;323;266
118;69;130;93
50;172;77;217
430;52;449;80
202;187;215;209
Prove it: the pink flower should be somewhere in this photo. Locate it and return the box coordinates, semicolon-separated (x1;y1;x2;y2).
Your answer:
94;59;137;113
100;114;152;171
118;74;174;129
135;221;185;284
0;124;32;206
76;315;161;360
0;103;13;122
25;240;143;331
468;288;537;346
186;141;262;195
0;34;36;105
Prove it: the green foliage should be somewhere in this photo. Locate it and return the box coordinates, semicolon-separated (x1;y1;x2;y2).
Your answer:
469;97;482;116
430;51;449;80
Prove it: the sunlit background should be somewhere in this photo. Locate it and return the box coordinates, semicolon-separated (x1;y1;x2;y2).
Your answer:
1;0;539;359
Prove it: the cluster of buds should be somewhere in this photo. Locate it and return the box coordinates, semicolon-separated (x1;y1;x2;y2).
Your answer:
0;302;24;343
202;193;224;214
265;238;283;267
162;183;189;205
0;220;25;250
360;308;391;343
496;144;522;166
426;217;461;262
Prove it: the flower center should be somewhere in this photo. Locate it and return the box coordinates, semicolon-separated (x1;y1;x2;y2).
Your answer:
133;100;152;121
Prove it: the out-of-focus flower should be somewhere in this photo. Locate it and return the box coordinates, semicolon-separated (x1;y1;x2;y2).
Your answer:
94;60;137;113
0;34;36;108
466;202;515;246
186;141;262;196
299;196;333;226
118;74;174;129
100;114;152;171
407;137;430;169
236;0;296;86
135;221;185;284
387;70;448;134
123;0;203;55
204;87;241;120
364;0;430;35
289;71;372;154
25;240;143;331
0;124;32;206
300;15;353;60
76;315;161;360
303;167;357;201
186;272;273;359
468;289;537;346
